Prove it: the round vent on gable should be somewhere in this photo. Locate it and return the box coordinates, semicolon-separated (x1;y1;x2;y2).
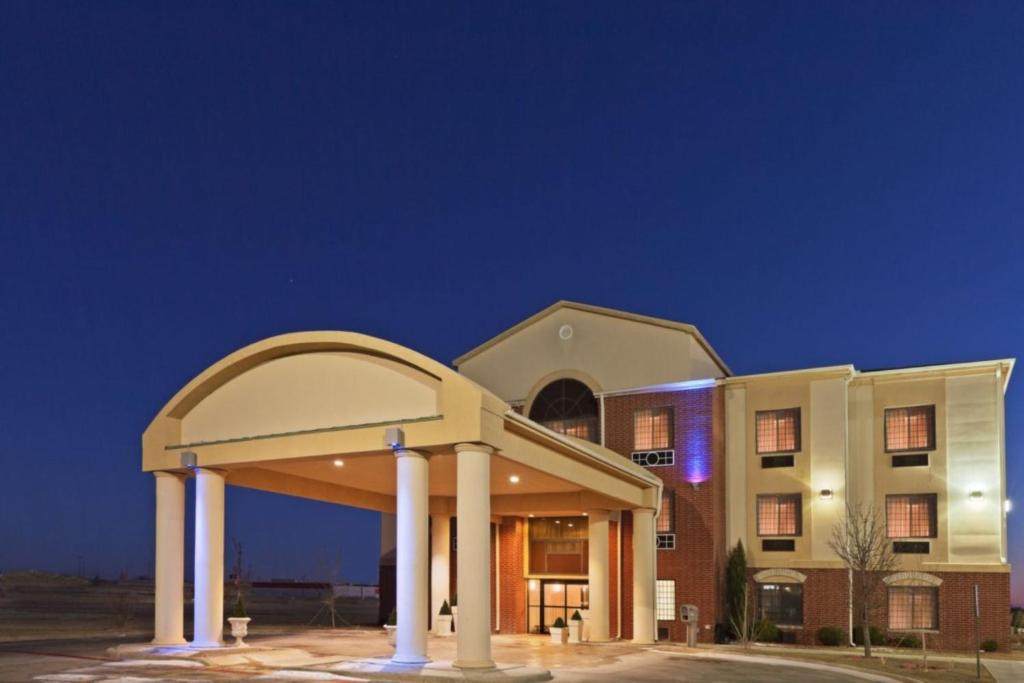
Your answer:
558;324;573;340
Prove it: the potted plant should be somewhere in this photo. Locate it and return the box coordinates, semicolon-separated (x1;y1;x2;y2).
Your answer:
384;608;397;646
435;600;453;636
450;595;457;632
549;617;567;644
226;594;251;647
568;610;584;643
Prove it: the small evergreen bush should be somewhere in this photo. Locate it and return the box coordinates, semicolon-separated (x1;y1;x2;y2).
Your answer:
981;639;999;652
817;626;845;646
552;617;566;629
755;620;780;643
852;625;885;646
570;610;582;621
386;608;397;626
231;594;248;619
889;633;920;648
439;600;452;616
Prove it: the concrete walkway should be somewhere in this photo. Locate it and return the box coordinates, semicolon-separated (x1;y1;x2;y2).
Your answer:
983;659;1024;683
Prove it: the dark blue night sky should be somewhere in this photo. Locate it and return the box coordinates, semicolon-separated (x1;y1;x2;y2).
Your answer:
1;2;1022;600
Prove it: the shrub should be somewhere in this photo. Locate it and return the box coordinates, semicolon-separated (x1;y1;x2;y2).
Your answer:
570;610;582;621
386;608;396;626
981;639;999;652
552;617;566;629
852;625;885;646
817;626;845;646
889;633;920;648
231;594;248;619
755;620;780;643
439;600;452;616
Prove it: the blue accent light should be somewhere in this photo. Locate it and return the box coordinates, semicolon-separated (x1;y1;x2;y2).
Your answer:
682;391;713;484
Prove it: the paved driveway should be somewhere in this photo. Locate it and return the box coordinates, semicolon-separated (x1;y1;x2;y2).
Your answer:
0;633;899;683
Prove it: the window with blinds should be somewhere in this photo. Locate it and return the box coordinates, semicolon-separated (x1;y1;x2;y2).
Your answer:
756;408;801;454
884;405;935;452
888;586;938;630
886;494;937;538
656;580;676;621
633;406;674;451
757;494;802;536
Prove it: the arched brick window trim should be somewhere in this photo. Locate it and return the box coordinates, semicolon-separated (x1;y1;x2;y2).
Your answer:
752;568;807;584
883;571;942;587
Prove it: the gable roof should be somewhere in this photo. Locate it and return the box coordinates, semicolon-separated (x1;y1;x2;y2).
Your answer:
453;300;732;376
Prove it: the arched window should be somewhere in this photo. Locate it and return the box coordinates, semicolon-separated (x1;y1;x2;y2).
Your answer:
528;379;599;443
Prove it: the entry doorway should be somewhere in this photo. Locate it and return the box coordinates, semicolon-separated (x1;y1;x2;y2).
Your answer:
527;579;589;633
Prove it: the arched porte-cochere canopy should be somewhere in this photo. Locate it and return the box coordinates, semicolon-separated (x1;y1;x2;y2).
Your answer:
143;332;662;666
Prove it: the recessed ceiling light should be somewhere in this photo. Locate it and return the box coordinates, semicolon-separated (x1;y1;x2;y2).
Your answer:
509;475;520;484
333;459;344;467
528;513;535;518
568;523;574;527
582;512;588;516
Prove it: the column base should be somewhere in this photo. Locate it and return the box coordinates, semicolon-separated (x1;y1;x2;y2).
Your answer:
151;638;187;646
454;659;496;669
189;640;224;649
391;654;431;665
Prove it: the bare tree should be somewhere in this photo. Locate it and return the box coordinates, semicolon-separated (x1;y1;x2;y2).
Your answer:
728;582;763;649
828;503;896;657
310;547;346;628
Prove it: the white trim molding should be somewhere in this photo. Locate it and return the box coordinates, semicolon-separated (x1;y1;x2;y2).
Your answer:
753;568;807;584
883;571;943;587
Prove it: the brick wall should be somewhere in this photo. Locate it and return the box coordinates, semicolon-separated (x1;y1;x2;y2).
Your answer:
605;386;727;642
747;567;1011;652
498;517;527;633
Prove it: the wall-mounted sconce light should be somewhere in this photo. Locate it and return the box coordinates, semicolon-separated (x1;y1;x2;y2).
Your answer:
819;489;833;500
384;426;405;449
1005;499;1013;513
333;459;345;467
508;475;520;484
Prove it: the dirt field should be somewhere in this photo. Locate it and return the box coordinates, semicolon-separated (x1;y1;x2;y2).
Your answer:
0;571;379;642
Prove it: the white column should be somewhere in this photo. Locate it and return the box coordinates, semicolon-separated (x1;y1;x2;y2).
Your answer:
587;509;610;642
454;443;494;669
392;449;430;664
430;514;451;633
153;472;186;645
632;507;656;644
192;468;225;648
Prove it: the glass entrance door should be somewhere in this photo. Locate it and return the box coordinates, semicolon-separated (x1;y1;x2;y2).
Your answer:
527;579;589;633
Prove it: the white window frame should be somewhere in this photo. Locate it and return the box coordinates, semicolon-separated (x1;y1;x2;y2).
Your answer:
656;579;676;621
631;449;675;467
656;533;676;550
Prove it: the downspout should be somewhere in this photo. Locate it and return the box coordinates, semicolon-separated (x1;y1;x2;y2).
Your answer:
843;369;856;647
617;513;623;639
495;522;500;633
599;394;607;446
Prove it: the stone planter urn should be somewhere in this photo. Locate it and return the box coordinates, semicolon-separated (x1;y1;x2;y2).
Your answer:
384;624;397;646
435;614;453;636
549;624;567;645
227;617;251;647
568;617;584;643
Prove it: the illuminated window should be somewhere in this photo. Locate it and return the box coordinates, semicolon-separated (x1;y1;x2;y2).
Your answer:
888;586;938;630
758;583;803;626
657;491;675;533
634;407;674;450
656;490;675;550
884;405;935;452
756;409;801;454
656;579;676;621
757;494;802;536
886;494;937;538
528;379;600;444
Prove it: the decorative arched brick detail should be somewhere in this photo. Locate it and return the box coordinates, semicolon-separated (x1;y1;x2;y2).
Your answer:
884;571;942;587
752;568;807;584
